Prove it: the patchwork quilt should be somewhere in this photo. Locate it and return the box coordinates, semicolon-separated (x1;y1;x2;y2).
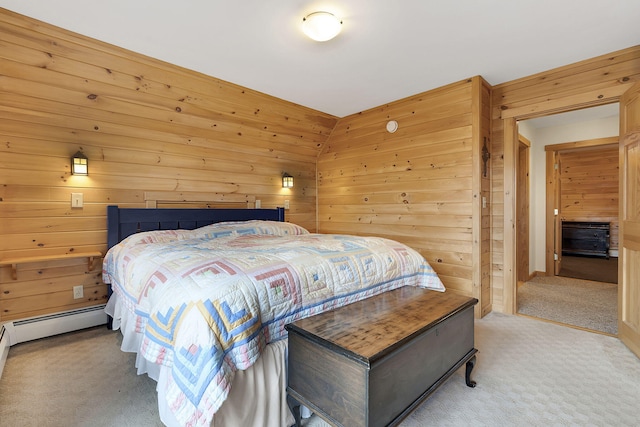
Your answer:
103;220;445;426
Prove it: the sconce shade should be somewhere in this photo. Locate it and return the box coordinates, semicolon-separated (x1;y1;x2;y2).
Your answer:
71;151;88;175
282;173;294;188
302;11;342;41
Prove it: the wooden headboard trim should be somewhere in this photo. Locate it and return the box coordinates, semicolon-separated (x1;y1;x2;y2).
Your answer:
144;191;256;208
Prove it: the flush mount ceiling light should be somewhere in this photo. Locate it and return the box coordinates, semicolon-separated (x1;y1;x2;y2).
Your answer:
302;11;342;41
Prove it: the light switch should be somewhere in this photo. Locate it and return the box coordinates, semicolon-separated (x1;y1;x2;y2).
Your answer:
284;200;290;210
71;193;83;208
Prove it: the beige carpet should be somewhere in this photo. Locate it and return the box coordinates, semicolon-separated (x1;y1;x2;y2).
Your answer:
0;326;162;427
1;313;639;426
517;275;617;335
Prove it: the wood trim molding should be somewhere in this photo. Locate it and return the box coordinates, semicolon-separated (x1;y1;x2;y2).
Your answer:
144;191;256;208
544;136;618;152
545;150;558;276
503;118;518;314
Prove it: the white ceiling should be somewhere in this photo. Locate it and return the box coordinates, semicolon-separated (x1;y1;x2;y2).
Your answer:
1;1;639;118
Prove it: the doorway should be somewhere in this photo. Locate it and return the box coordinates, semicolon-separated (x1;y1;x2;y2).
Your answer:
547;140;619;284
514;104;620;335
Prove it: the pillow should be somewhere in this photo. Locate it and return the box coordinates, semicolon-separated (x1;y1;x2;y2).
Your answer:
114;220;309;250
197;220;309;239
117;228;199;247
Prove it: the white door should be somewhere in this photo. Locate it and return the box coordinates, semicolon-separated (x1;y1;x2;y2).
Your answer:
619;82;640;358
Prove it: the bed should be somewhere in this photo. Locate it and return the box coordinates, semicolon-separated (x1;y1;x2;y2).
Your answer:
102;204;446;427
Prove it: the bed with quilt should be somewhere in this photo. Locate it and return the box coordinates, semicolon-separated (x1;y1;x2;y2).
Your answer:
102;206;445;427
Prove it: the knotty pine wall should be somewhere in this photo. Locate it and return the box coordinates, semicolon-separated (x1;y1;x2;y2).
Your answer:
557;142;619;252
317;77;492;317
492;45;640;314
2;8;637;323
0;9;337;321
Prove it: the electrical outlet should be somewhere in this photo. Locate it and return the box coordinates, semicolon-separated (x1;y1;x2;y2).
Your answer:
255;199;261;208
73;285;83;299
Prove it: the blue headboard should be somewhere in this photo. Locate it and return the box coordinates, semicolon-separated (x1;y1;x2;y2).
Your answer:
106;206;285;249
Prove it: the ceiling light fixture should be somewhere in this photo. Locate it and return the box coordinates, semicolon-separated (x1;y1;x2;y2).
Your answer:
302;11;342;42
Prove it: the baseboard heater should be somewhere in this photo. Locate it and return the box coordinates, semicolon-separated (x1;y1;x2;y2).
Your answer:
0;305;107;378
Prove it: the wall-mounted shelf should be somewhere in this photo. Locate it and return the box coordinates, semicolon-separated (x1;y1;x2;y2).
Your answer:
0;251;103;280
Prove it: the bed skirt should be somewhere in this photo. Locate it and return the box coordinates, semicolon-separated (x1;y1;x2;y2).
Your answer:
105;295;295;427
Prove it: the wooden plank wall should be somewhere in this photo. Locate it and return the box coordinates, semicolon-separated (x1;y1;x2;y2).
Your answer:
317;77;491;316
491;45;640;314
558;143;619;251
0;9;337;321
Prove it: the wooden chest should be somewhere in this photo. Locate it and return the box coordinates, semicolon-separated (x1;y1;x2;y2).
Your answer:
285;287;478;427
561;221;610;258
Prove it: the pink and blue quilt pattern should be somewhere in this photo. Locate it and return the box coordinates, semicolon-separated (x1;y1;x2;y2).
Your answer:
103;220;444;426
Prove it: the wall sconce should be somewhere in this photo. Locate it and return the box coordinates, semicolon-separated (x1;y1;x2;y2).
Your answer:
302;11;342;41
282;173;294;188
71;151;88;176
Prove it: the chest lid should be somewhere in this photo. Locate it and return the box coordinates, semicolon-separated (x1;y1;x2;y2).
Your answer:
285;286;477;364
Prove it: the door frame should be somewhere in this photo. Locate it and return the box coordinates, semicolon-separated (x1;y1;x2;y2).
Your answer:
543;137;620;276
545;148;561;276
503;102;621;315
516;135;531;282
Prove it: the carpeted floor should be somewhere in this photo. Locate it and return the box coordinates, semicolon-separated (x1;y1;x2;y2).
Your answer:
2;314;639;426
517;275;617;335
559;255;618;283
